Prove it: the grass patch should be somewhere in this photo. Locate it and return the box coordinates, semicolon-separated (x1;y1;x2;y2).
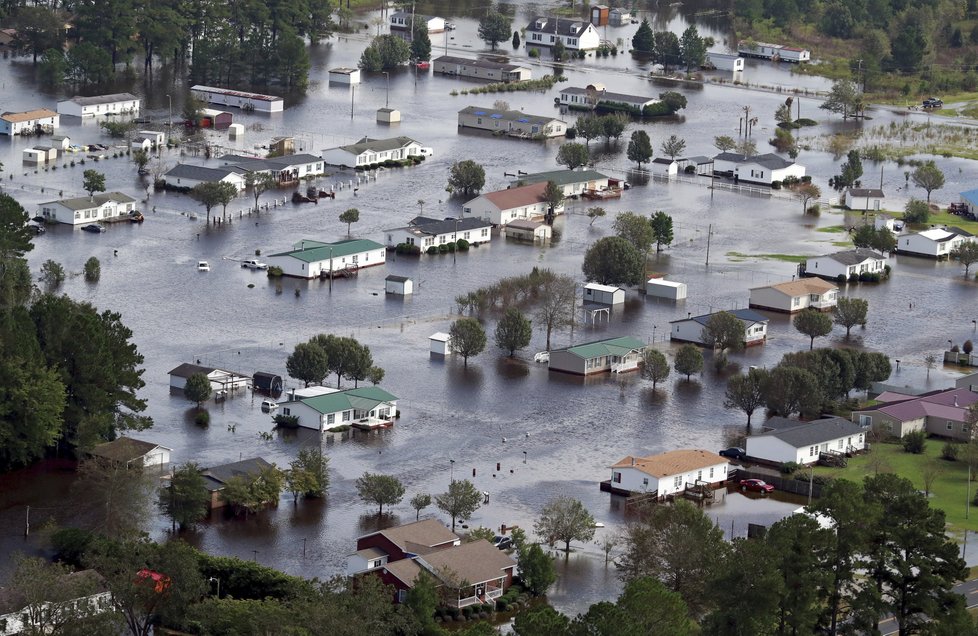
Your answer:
891;210;978;235
817;225;847;233
831;240;853;247
813;441;975;533
726;252;808;263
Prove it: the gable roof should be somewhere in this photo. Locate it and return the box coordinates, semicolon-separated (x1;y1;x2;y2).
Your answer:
559;86;658;107
846;188;884;198
291;386;398;415
861;388;978;422
64;93;138;106
334;136;420;155
165;163;243;182
526;16;596;36
168;362;215;378
89;437;170;463
363;519;460;554
914;227;973;241
714;152;797;170
384;558;423;586
419;539;517;586
40;192;136;211
434;55;529;72
753;417;866;448
479;182;549;210
962;189;978;206
670;308;768;327
512;169;608;187
559;336;646;360
202;457;273;488
610;449;725;478
752;278;837;296
458;106;563;127
817;248;885;266
1;108;58;123
269;238;385;263
386;216;492;237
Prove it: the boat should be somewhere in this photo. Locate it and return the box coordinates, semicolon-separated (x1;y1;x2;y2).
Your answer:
582;188;622;200
197;261;210;271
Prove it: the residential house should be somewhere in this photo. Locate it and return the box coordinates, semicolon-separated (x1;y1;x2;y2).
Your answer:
669;308;769;347
583;283;625;306
389;12;445;32
200;457;276;509
220;153;326;185
961;189;978;218
457;106;567;138
609;8;631;26
746;417;868;465
276;386;398;432
37;192;137;226
433;56;532;82
0;109;59;136
548;336;647;375
712;152;806;185
748;278;838;313
190;85;284;113
650;157;680;176
321;136;432;168
349;519;460;575
737;40;811;63
505;219;552;242
603;449;729;497
844;188;885;211
705;52;745;72
265;238;386;279
0;570;112;636
957;372;978;392
558;85;659;112
897;227;974;259
646;278;687;300
385;216;492;250
167;363;251;393
0;28;17;48
57;93;140;118
463;182;562;226
163;164;248;190
803;248;887;281
524;17;601;51
509;169;609;197
851;387;978;441
88;437;172;469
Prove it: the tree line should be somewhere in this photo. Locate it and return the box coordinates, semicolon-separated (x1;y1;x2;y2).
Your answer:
286;333;384;389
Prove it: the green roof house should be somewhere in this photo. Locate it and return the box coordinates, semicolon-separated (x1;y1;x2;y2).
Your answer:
279;386;399;432
548;336;647;376
265;238;386;279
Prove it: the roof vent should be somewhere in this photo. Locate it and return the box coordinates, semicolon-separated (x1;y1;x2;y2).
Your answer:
955;396;959;407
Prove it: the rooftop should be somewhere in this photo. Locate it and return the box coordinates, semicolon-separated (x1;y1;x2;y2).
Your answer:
419;539;517;586
815;248;885;266
670;308;768;326
268;238;385;263
458;106;563;127
558;336;646;360
611;449;726;477
202;457;273;488
333;136;421;155
846;188;885;198
386;215;492;237
527;16;595;37
862;387;978;422
752;278;837;296
164;163;244;182
191;85;282;102
753;417;867;447
962;188;978;206
63;93;138;106
479;182;549;210
560;86;658;106
362;519;460;554
714;152;797;170
89;437;170;464
168;362;215;378
288;386;398;416
435;55;529;72
511;169;608;187
40;192;136;211
1;108;58;123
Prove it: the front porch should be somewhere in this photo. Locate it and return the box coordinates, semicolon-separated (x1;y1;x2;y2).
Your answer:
450;578;504;609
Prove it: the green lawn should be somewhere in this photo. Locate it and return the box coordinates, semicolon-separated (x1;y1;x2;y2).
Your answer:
813;441;978;533
816;225;848;233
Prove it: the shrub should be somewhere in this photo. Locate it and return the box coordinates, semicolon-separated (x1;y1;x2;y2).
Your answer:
426;246;438;255
194;411;210;426
684;165;696;174
951;344;960;353
848;273;859;282
965;340;974;354
800;175;812;183
807;204;821;215
528;48;540;58
771;181;782;190
565;127;577;139
942;442;959;461
780;461;801;475
456;239;470;251
795;118;818;127
267;266;284;278
836;274;847;283
83;256;101;282
273;414;299;428
902;430;926;454
447;242;456;252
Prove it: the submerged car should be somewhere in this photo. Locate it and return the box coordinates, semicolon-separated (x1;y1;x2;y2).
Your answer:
739;478;775;494
81;224;105;233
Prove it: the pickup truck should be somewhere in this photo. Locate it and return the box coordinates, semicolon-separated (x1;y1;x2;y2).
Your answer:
241;259;268;270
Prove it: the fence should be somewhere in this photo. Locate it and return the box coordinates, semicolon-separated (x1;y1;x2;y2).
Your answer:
732;468;823;499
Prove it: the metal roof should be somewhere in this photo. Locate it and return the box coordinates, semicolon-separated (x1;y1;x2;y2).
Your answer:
294;386;398;415
268;238;385;263
752;417;867;448
714;152;797;170
670;308;768;326
165;163;243;182
40;192;136;211
512;169;608;187
334;136;422;155
557;336;646;360
64;93;138;106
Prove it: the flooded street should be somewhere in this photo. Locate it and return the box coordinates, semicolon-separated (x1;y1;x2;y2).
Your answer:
2;0;978;617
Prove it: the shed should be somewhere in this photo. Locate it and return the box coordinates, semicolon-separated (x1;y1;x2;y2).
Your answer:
89;436;172;469
505;219;552;242
646;278;687;300
252;371;283;394
583;283;625;305
329;67;361;84
228;123;245;139
377;108;402;124
198;109;232;130
50;134;70;150
22;148;46;163
429;332;451;355
130;137;152;152
385;274;414;295
33;146;57;161
590;5;609;26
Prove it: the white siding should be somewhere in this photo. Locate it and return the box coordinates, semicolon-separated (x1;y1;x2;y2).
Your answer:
386;226;492;249
265;248;387;279
611;462;728;495
747;432;866;465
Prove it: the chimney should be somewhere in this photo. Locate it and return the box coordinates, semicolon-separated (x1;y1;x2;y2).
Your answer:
291;388;296;400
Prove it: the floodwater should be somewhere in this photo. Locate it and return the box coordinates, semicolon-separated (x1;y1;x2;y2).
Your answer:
2;0;978;617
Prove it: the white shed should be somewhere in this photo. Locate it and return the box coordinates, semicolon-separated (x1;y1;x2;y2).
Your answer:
646;278;687;300
49;134;71;150
22;148;46;163
429;332;451;355
583;283;624;305
130;137;152;152
650;158;680;176
228;123;245;139
385;275;413;295
329;67;361;84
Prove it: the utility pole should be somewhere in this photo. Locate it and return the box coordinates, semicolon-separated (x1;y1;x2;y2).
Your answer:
705;224;713;267
328;246;333;292
24;505;29;537
350;85;355;120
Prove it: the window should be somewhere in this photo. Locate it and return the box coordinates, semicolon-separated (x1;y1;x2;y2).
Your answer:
342;411;351;422
439;234;447;244
792;297;800;307
481;228;489;237
283;408;291;415
858;414;871;426
809;446;816;457
838;439;843;449
673;476;682;489
642;477;649;487
947;421;954;431
612;471;621;483
709;467;714;478
397;589;407;603
464;231;471;239
697;470;702;480
327;414;335;425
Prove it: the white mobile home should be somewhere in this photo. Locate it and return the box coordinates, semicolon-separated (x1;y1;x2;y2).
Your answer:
90;436;173;469
463;182;560;226
505;219;552;242
645;278;687;300
669;309;768;347
705;52;745;71
163;164;247;190
548;336;646;376
737;41;810;63
749;278;838;313
897;227;974;259
321;136;431;168
390;12;445;32
277;386;398;432
804;248;887;280
457;106;567;138
37;192;137;225
844;188;885;211
433;56;532;82
650;158;680;177
606;450;728;496
265;238;386;279
57;93;140;118
22;148;46;163
583;283;624;306
746;417;867;465
509;169;609;197
385;216;493;250
0;108;59;136
167;363;251;392
558;85;660;112
712;152;806;185
190;85;284;113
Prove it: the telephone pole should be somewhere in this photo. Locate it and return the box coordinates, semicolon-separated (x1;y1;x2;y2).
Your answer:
705;224;713;267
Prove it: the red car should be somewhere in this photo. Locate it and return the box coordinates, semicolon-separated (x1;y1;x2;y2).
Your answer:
739;478;775;494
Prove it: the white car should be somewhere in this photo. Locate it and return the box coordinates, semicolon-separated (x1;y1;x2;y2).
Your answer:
260;399;278;412
197;261;210;271
242;259;268;270
533;351;550;363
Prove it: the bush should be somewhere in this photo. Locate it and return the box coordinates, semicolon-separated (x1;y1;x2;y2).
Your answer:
795;118;818;127
83;256;101;282
800;175;812;183
951;344;960;353
780;461;801;475
456;239;469;251
902;430;926;454
794;472;828;485
194;411;210;426
267;266;284;278
273;414;299;428
965;340;974;354
771;181;782;190
942;442;959;461
528;48;540;58
426;246;438;255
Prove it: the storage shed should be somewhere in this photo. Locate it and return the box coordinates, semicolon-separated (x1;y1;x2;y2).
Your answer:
646;278;687;300
583;283;625;306
22;148;46;163
385;274;414;295
429;332;451;356
228;123;245;139
252;372;283;394
198;109;233;130
329;67;361;84
505;219;552;242
32;146;57;161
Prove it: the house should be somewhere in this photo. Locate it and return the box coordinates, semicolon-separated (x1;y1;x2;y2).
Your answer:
897;227;975;259
583;283;625;306
748;278;838;313
265;238;386;279
197;109;233;129
389;12;445;33
650;157;680;176
277;386;398;432
328;67;361;84
524;17;601;51
712;152;806;185
669;308;769;347
646;278;687;300
433;56;532;82
190;85;284;112
463;182;562;226
956;372;978;392
737;40;810;63
851;388;978;441
200;457;276;509
349;519;460;574
0;570;112;636
609;8;631;26
746;417;868;465
590;5;609;26
89;437;172;469
457;106;567;138
509;169;609;197
221;153;326;185
163;164;247;190
548;336;647;376
0;109;59;136
37;192;137;226
321;136;432;168
803;248;887;281
0;28;17;48
167;363;251;393
57;93;139;118
130;130;165;152
505;219;552;242
385;216;493;251
961;189;978;217
844;188;885;211
558;85;659;113
705;52;745;72
603;449;729;497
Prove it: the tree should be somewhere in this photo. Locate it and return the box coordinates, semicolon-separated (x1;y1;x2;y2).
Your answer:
649;211;673;253
342;341;374;387
632;18;654;54
575;115;603;147
448;318;487;366
655;31;681;71
310;334;360;389
556;142;590;170
132;149;149;173
494;307;532;357
724;367;769;426
190;182;224;223
446;160;486;196
660;134;686;159
434;478;481;531
367;366;385;386
40;260;65;288
518;543;557;596
405;571;438;632
891;22;928;72
286;342;329;387
775;99;794;126
39;47;66;85
911;163;945;203
0;348;65;472
213;181;237;219
355;472;405;516
795;182;821;213
410;493;432;520
952;241;978;276
535;274;576;351
626;130;653;168
831;149;863;191
339;208;360;238
703;538;783;635
72;458;154;540
765;514;833;636
552;39;567;61
587;206;607;226
245;171;277;212
582;237;644;286
793;308;833;349
600;113;628;142
659;91;688;114
701;311;746;352
543;180;564;217
288;447;329;499
534;496;596;552
513;605;570;636
735;138;758;156
679;24;708;72
674;344;703;380
834;297;869;338
613;212;654;256
764;366;821;417
714;135;737;152
158;462;210;531
478;11;511;50
409;20;431;63
82;170;106;197
512;30;520;49
220;464;284;515
358;34;410;70
641;349;670;389
0;193;35;263
10;6;63;62
183;372;212;407
820;79;861;119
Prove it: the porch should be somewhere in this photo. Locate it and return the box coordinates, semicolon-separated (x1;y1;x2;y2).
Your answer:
451;578;504;609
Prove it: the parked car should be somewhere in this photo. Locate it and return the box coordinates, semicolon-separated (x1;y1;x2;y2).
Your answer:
242;258;268;270
533;351;550;363
923;97;943;108
81;224;105;233
27;221;45;235
129;211;145;223
260;399;278;412
719;447;747;460
197;261;210;271
739;478;775;494
492;535;512;551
